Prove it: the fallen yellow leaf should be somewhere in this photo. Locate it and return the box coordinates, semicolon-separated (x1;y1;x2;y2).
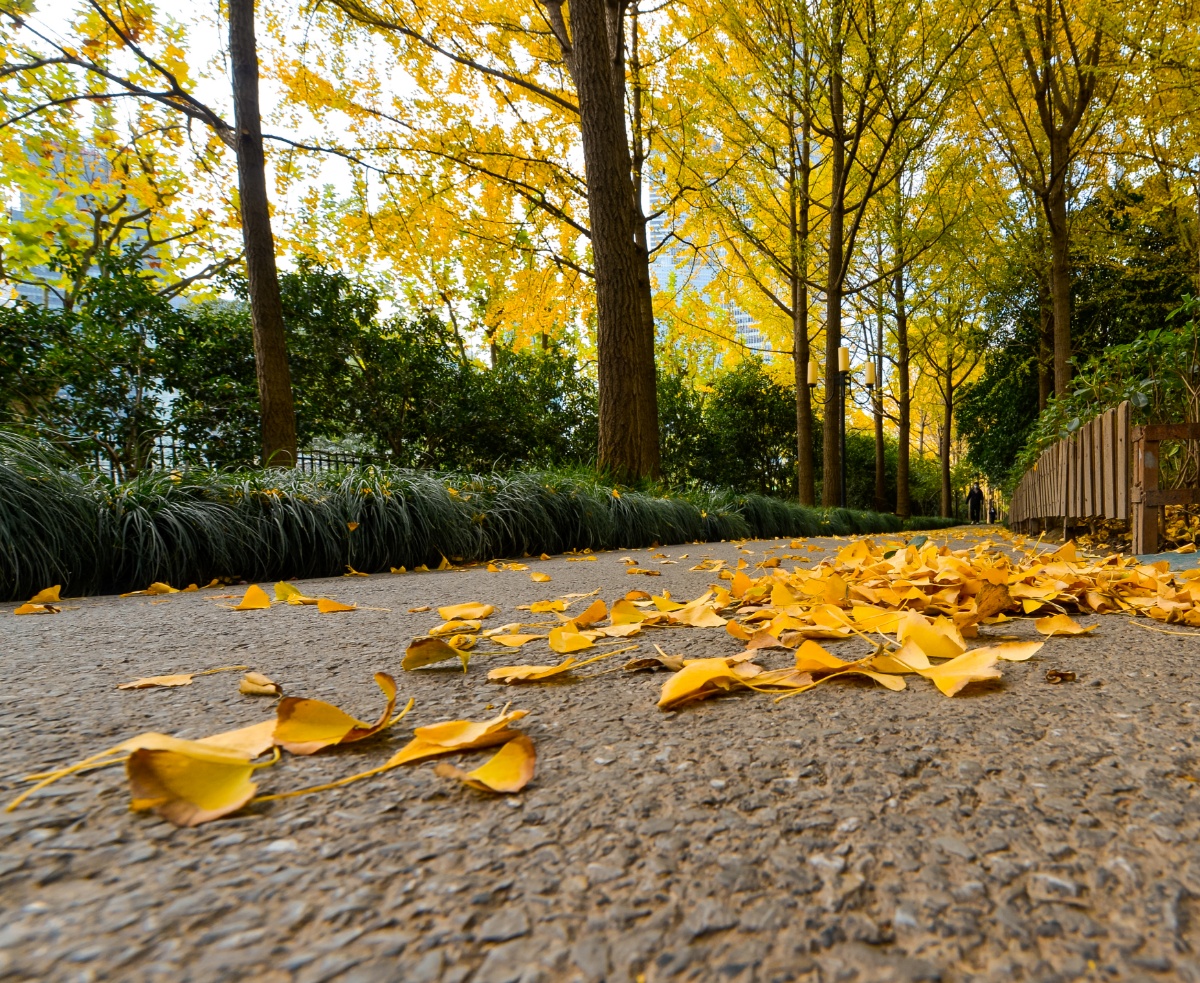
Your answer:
231;585;271;610
548;624;594;654
573;598;608;627
1035;614;1097;636
438;602;495;621
14;602;59;615
531;572;552;583
429;619;482;635
529;599;567;614
916;648;1003;697
403;636;471;672
316;598;357;613
273;672;408;754
239;672;281;696
118;665;248;690
29;586;61;604
491;634;545;647
127;741;264;827
434;734;536;793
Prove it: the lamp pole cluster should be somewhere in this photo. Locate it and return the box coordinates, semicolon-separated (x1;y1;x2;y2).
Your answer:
807;346;875;509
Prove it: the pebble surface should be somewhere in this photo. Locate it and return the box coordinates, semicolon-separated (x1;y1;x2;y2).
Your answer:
3;531;1200;982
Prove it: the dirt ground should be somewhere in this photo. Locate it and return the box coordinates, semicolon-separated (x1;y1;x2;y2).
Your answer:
3;527;1200;983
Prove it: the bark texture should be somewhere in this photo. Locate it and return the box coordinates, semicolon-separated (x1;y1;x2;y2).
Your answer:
228;0;297;467
791;120;815;505
556;0;660;481
894;267;911;518
822;64;846;508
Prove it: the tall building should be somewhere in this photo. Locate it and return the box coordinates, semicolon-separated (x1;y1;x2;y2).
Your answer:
646;181;768;356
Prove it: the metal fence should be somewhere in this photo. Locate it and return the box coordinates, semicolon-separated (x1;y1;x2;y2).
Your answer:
88;435;361;480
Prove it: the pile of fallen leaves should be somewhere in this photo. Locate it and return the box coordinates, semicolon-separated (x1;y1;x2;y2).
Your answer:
11;532;1200;828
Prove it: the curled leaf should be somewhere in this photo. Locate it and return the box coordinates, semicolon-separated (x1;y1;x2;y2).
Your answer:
118;665;248;690
275;582;317;605
916;648;1003;697
127;742;261;827
658;657;748;710
429;619;481;635
403;636;470;673
29;586;61;603
434;734;536;793
548;624;594;654
388;708;529;765
273;672;406;754
573;599;608;627
239;672;282;696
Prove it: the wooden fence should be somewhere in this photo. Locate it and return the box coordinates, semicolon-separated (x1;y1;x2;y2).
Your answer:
1008;400;1200;553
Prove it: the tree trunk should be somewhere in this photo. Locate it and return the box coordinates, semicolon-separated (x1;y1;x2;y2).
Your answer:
792;119;815;505
940;362;953;517
895;266;911;518
822;63;846;508
572;0;659;481
873;299;886;512
228;0;297;467
1046;164;1072;395
1037;269;1054;408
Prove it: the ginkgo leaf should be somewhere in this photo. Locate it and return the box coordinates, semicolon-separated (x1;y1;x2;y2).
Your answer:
239;672;281;696
231;585;271;610
529;599;567;613
898;614;967;660
118;665;248;690
658;657;748;710
588;623;642;638
273;672;407;754
988;640;1044;661
573;598;608;627
316;598;357;613
429;619;482;635
531;572;552;583
1035;614;1097;636
916;648;1003;697
127;743;261;827
403;636;470;672
345;565;369;577
491;634;545;647
548;624;595;653
448;634;476;651
433;734;536;793
347;521;359;531
387;708;530;765
29;586;61;603
199;720;278;757
611;599;655;625
438;602;495;621
793;640;852;673
120;582;180;598
670;601;727;628
487;657;580;682
275;582;317;605
14;603;59;615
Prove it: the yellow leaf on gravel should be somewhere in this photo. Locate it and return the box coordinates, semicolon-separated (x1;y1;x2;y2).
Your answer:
1035;614;1096;636
658;657;747;710
127;742;260;827
120;582;179;598
573;598;608;627
898;614;966;660
14;603;59;615
199;720;278;756
429;619;482;635
273;672;406;754
548;625;594;654
611;599;654;625
488;657;582;682
670;601;727;628
345;565;369;577
118;665;247;690
793;641;851;674
29;586;61;603
403;636;470;672
492;634;545;647
434;734;536;793
531;572;552;583
989;640;1044;661
239;672;281;696
529;599;567;613
388;708;529;765
589;623;642;638
916;648;1003;697
275;582;317;605
438;602;495;621
231;585;271;610
448;634;477;651
316;598;357;613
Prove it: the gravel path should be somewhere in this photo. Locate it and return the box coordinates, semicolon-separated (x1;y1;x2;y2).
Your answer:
2;529;1200;983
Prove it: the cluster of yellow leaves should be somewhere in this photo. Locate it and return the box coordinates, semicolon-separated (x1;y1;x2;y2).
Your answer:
8;670;536;827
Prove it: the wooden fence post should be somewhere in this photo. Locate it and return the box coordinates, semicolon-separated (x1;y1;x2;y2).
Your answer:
1131;426;1159;555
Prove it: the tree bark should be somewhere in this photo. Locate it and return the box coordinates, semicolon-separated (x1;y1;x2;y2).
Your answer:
822;60;846;508
873;303;886;513
565;0;660;481
894;265;911;518
1037;268;1054;408
228;0;297;467
940;360;953;517
792;118;815;505
1046;147;1072;395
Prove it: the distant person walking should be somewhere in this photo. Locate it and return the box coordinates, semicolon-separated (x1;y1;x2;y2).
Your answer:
967;483;984;524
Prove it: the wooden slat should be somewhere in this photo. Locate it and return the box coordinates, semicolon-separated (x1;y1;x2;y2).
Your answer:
1142;422;1200;441
1117;401;1129;520
1082;420;1094;517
